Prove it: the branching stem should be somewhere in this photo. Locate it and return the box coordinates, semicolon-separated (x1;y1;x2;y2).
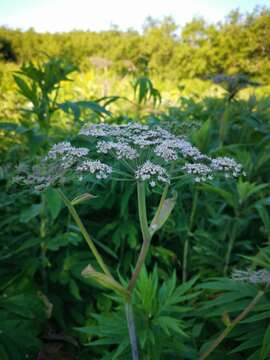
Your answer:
57;189;112;278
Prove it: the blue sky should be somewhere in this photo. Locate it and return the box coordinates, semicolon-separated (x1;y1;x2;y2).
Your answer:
1;0;269;32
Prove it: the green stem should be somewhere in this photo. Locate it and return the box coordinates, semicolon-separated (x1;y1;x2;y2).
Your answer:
182;189;198;282
128;182;151;292
57;189;112;278
223;222;237;276
182;239;189;283
40;201;48;292
125;301;139;360
218;100;230;149
199;286;268;360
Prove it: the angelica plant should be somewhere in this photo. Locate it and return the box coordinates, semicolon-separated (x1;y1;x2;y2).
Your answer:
23;122;244;360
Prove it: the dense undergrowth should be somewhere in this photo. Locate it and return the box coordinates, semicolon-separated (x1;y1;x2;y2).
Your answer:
0;57;270;360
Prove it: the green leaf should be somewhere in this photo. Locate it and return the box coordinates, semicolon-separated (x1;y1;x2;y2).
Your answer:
44;187;62;220
155;316;186;337
0;345;9;360
201;183;235;208
19;204;42;223
260;324;270;360
69;279;82;301
13;75;36;102
47;232;82;251
0;122;27;134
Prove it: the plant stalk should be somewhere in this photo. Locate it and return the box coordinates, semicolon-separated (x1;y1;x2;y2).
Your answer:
223;222;237;275
182;239;189;283
125;301;139;360
128;182;151;292
57;189;112;278
199;286;268;360
182;189;198;282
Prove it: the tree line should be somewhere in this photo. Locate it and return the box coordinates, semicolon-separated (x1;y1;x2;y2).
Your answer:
1;7;270;82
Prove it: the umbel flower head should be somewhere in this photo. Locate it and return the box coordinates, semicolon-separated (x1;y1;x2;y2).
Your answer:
23;122;244;191
232;269;270;284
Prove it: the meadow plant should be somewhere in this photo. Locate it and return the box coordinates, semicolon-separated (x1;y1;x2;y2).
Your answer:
24;122;243;359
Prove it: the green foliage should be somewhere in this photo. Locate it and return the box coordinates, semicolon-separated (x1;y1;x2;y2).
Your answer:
76;267;199;359
13;58;77;129
1;8;270;81
1;48;270;359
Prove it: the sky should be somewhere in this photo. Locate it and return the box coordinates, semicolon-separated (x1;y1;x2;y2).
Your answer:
0;0;270;33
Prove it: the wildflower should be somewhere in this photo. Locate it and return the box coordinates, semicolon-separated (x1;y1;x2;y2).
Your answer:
154;142;178;161
211;157;243;177
77;160;112;179
232;269;270;284
182;163;213;182
97;141;138;160
135;161;170;186
23;122;243;191
47;142;89;159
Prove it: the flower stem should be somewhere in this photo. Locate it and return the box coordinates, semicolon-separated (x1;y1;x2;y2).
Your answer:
128;182;151;292
57;189;112;278
182;239;189;283
223;222;237;275
182;189;198;282
198;286;268;360
125;301;139;360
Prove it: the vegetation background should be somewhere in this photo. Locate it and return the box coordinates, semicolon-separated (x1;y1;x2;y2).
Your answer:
1;5;270;360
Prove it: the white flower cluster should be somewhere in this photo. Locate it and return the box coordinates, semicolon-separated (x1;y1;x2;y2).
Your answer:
45;141;90;171
154;138;206;162
135;160;170;187
24;122;244;191
154;142;178;161
232;269;270;284
182;163;213;182
47;142;89;160
97;141;138;160
211;157;243;178
77;160;112;179
79;124;122;137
